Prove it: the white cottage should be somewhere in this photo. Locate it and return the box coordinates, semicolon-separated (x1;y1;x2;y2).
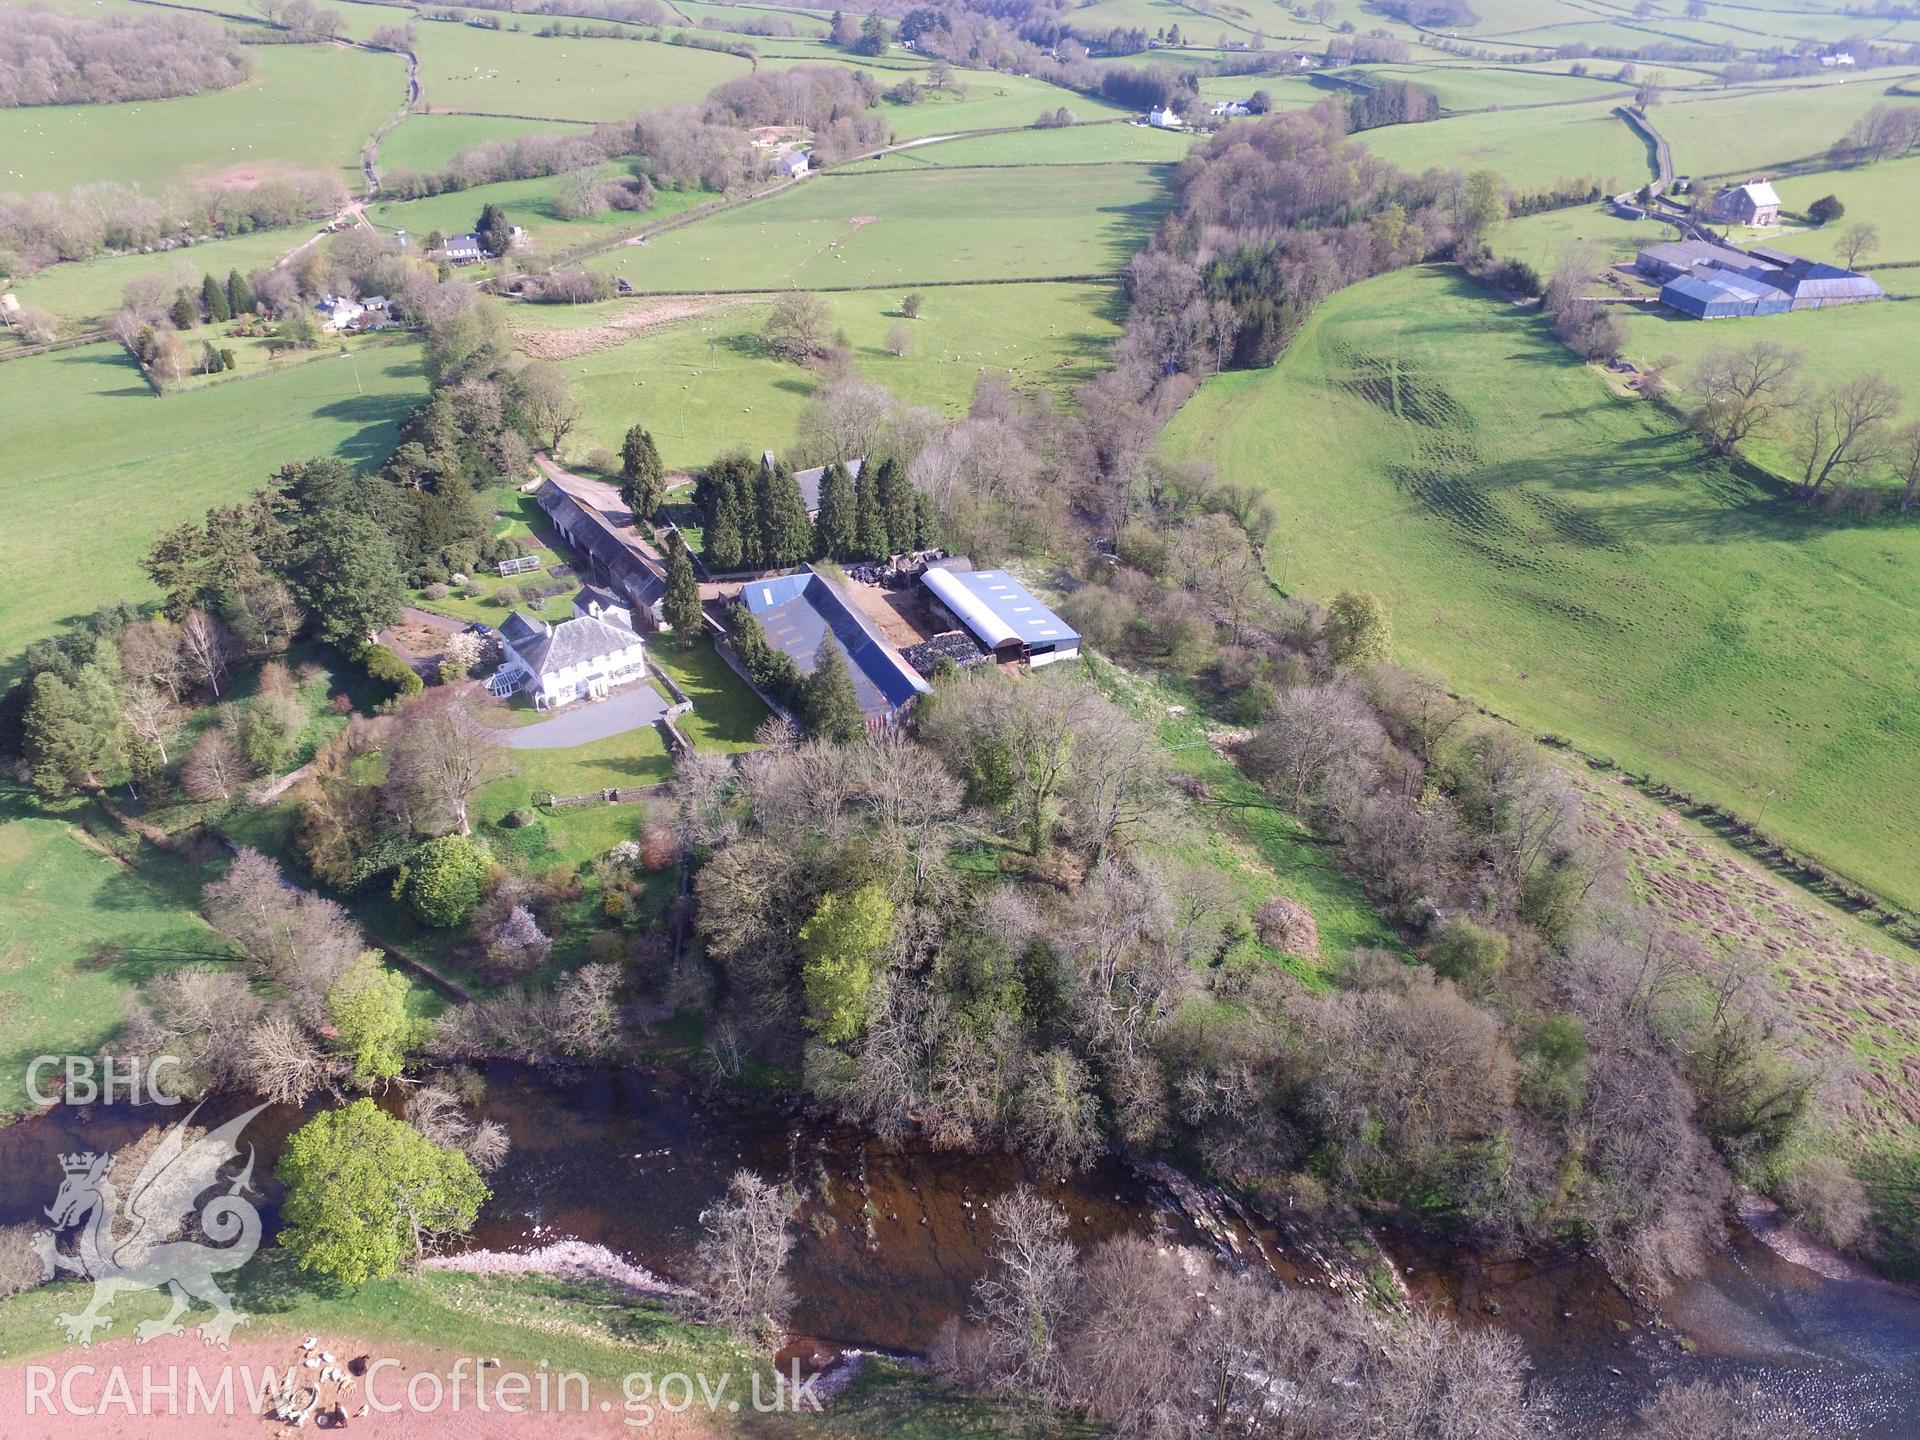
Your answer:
487;608;647;710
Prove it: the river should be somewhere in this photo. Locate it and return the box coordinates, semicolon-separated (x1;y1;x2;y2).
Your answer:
4;1065;1918;1434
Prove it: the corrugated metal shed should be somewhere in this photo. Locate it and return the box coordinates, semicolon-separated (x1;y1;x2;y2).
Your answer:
921;568;1081;661
1661;272;1791;318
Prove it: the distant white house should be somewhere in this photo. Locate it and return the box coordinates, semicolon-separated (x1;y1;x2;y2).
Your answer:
442;232;487;264
1147;106;1183;129
314;294;365;331
1291;51;1316;68
1821;51;1855;66
777;150;811;179
1209;98;1252;118
486;606;647;710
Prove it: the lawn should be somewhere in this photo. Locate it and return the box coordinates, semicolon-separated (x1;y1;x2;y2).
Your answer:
472;728;675;862
1654;84;1920;177
650;637;769;751
377;112;593;177
411;21;751;123
0;42;405;194
519;281;1124;470
1754;155;1920;267
584;165;1172;291
853;120;1196;170
1;342;426;671
1354;100;1652;192
1162;264;1920;913
7;225;313;332
0;797;225;1116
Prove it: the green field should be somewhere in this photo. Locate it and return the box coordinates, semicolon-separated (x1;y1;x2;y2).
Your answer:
1493;202;1676;271
519;281;1123;470
1343;62;1634;111
1163;265;1920;911
0;42;404;194
412;21;750;122
378;112;593;176
585;164;1172;291
8;226;313;332
853;120;1195;170
1;342;426;667
1656;84;1920;176
1354;99;1651;192
1758;156;1920;267
873;69;1135;137
366;171;713;258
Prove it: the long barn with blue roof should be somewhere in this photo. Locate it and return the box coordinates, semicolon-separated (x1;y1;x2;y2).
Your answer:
740;567;930;724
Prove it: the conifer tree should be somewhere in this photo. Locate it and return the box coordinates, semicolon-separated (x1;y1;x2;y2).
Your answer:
758;462;813;567
800;636;865;743
707;488;744;572
813;461;857;560
874;456;914;556
663;530;702;643
226;269;255;316
620;425;665;522
170;293;199;331
201;273;231;324
853;464;888;560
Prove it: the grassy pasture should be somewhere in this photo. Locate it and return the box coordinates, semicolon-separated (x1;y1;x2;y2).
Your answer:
377;112;593;175
1342;62;1634;110
1655;84;1920;176
1354;100;1651;190
875;70;1135;137
0;342;426;668
519;281;1123;470
1753;156;1920;266
673;0;833;35
851;120;1196;169
412;22;750;122
365;171;712;257
1162;265;1920;912
1618;299;1920;411
584;164;1171;292
0;42;404;194
1195;73;1329;106
8;226;313;332
1493;203;1679;269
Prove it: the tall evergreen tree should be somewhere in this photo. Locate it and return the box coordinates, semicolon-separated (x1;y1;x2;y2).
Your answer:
913;491;937;550
813;461;856;560
663;530;702;643
291;512;406;650
226;269;255;316
874;457;915;556
201;273;231;324
476;203;512;257
23;667;122;800
758;462;813;567
799;636;865;743
706;487;744;573
170;293;199;331
853;464;888;560
619;425;665;522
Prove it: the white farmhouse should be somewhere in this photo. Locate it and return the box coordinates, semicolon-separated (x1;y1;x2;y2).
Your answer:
315;294;366;331
487;604;647;710
1147;106;1183;129
777;150;811;179
1209;99;1252;118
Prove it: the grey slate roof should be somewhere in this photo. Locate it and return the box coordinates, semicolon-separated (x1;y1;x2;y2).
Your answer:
505;611;641;679
741;566;928;718
763;451;864;515
535;480;666;611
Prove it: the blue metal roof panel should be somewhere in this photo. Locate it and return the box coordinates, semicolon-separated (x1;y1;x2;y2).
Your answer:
743;568;930;716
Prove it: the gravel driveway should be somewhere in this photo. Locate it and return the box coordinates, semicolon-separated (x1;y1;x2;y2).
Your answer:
503;684;667;749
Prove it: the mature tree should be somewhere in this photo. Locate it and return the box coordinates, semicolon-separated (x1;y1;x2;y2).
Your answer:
874;456;915;556
798;635;865;744
290;511;405;650
757;460;813;566
518;363;581;454
694;1170;797;1341
484;904;553;976
853;461;889;559
1790;374;1900;500
798;883;894;1044
23;667;122;799
200;273;231;325
1836;221;1879;270
1326;590;1390;667
177;608;233;697
1691;340;1802;454
382;688;506;836
181;724;250;803
399;834;490;927
1894;419;1920;512
328;954;425;1087
813;461;857;560
886;321;912;358
1014;1048;1103;1173
1806;194;1844;226
619;424;665;521
763;291;832;363
204;846;363;1013
225;269;255;316
475;202;513;257
240;1012;337;1107
662;529;703;642
121;683;181;768
972;1186;1077;1396
277;1100;488;1284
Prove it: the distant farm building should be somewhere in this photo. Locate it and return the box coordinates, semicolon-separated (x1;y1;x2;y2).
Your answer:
1148;106;1183;128
1710;181;1781;227
1636;239;1883;318
488;607;647;710
442;233;488;264
1209;98;1252;118
920;567;1081;668
741;566;929;725
534;479;669;629
762;450;864;519
777;150;810;179
314;294;365;331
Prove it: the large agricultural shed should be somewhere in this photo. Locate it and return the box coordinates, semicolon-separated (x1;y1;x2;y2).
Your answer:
1636;239;1883;319
741;566;930;723
920;567;1082;667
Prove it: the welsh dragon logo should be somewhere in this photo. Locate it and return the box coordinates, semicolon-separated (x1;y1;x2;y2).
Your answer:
35;1102;270;1346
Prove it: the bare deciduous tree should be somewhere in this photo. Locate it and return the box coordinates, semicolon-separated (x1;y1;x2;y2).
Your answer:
1790;373;1900;501
121;684;181;765
239;1012;338;1107
972;1186;1078;1398
1691;340;1802;454
181;723;250;802
382;688;508;836
202;847;364;1018
177;608;233;697
694;1169;797;1341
